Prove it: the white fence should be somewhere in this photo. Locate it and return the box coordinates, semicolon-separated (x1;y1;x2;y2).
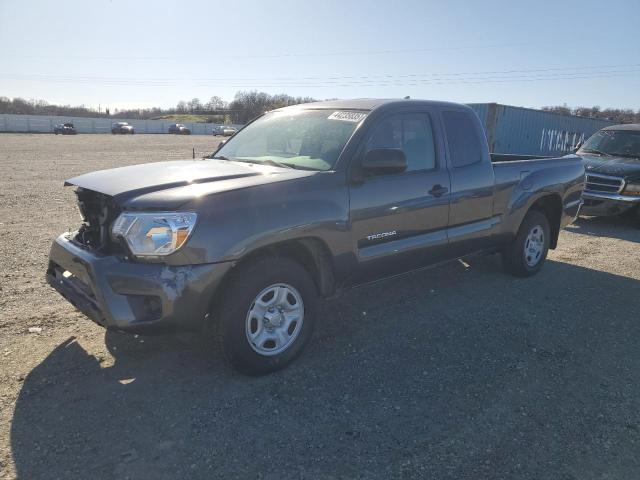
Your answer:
0;114;243;135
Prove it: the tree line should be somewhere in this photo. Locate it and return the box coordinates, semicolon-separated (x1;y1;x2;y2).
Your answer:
3;94;638;125
0;91;319;123
542;104;640;124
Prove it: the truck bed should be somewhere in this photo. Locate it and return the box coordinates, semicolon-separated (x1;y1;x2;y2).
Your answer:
490;153;552;162
491;154;585;235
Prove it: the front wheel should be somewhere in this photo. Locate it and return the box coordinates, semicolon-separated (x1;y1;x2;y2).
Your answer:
216;257;317;375
502;210;550;277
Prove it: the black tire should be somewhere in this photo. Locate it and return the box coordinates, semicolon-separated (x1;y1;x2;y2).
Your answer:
216;257;317;375
502;209;551;277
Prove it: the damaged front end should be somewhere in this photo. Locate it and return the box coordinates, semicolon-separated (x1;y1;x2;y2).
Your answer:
46;187;233;334
73;188;122;253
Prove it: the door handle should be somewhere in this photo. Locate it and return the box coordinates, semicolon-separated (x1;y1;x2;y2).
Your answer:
428;184;448;197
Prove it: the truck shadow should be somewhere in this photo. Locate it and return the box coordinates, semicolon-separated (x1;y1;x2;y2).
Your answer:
567;215;640;242
11;257;640;479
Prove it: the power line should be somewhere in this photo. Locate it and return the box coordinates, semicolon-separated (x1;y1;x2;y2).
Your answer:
2;65;639;88
4;40;559;61
118;63;640;83
5;63;640;83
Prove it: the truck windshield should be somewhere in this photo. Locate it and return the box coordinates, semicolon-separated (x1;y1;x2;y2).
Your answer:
214;109;367;170
579;130;640;158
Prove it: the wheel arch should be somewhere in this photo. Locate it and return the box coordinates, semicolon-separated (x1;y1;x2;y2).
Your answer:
210;237;336;318
527;194;563;249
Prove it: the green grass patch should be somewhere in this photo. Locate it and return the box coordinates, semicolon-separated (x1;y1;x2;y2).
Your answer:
150;114;217;123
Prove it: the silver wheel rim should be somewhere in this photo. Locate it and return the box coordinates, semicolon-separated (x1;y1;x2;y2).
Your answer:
245;283;304;356
524;224;545;267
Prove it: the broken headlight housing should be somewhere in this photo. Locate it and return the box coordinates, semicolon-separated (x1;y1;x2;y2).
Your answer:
111;212;197;256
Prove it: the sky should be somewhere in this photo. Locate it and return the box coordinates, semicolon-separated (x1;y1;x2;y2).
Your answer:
1;0;639;111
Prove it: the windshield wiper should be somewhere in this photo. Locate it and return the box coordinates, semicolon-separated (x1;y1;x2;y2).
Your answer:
581;148;612;157
210;155;230;160
233;158;298;169
260;159;298;169
610;153;640;159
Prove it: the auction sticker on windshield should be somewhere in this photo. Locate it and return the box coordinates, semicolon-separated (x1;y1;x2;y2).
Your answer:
328;111;367;122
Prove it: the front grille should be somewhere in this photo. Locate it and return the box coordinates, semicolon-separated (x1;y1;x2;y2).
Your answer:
584;173;624;194
72;188;121;252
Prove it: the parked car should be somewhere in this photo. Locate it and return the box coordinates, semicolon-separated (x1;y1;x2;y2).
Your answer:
577;124;640;218
53;122;77;135
213;125;237;136
168;123;191;135
111;122;134;134
46;99;584;375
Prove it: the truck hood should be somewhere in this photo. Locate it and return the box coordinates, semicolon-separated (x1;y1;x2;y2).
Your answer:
65;160;315;206
580;154;640;179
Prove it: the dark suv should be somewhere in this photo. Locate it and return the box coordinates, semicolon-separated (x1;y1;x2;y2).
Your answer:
578;124;640;218
111;122;134;134
168;123;191;135
53;123;77;135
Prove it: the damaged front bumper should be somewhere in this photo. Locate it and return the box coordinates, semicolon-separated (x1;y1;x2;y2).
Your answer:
46;233;233;333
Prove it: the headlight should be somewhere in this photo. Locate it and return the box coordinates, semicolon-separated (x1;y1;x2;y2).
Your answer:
623;182;640;196
111;212;197;256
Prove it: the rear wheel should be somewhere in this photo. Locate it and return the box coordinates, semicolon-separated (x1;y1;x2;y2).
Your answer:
502;210;550;277
216;257;317;375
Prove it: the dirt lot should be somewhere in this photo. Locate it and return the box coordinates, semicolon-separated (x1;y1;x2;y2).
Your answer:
1;133;639;479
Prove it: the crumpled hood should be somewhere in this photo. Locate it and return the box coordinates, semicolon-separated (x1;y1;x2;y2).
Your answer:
580;154;640;179
64;160;313;206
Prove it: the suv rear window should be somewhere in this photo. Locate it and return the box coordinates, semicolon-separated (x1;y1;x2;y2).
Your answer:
442;111;483;168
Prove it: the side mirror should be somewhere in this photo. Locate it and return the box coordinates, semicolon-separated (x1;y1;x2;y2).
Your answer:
361;148;407;176
210;139;226;157
572;140;584;153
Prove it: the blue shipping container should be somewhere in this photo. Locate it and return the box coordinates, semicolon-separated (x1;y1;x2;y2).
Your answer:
468;103;614;156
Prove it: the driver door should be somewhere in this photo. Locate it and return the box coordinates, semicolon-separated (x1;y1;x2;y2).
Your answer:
349;111;451;284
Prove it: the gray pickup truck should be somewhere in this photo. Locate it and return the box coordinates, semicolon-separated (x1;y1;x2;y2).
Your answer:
47;99;584;374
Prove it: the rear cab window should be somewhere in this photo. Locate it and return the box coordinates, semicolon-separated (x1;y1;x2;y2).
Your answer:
442;111;484;168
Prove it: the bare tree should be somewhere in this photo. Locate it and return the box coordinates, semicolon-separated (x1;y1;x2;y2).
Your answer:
205;96;227;110
187;98;202;113
176;101;188;113
228;91;317;123
542;105;640;124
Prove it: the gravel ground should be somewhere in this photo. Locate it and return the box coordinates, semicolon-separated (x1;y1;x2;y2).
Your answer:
1;133;639;479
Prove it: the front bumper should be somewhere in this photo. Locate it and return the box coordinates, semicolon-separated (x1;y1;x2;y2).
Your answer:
580;191;640;216
46;234;234;333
